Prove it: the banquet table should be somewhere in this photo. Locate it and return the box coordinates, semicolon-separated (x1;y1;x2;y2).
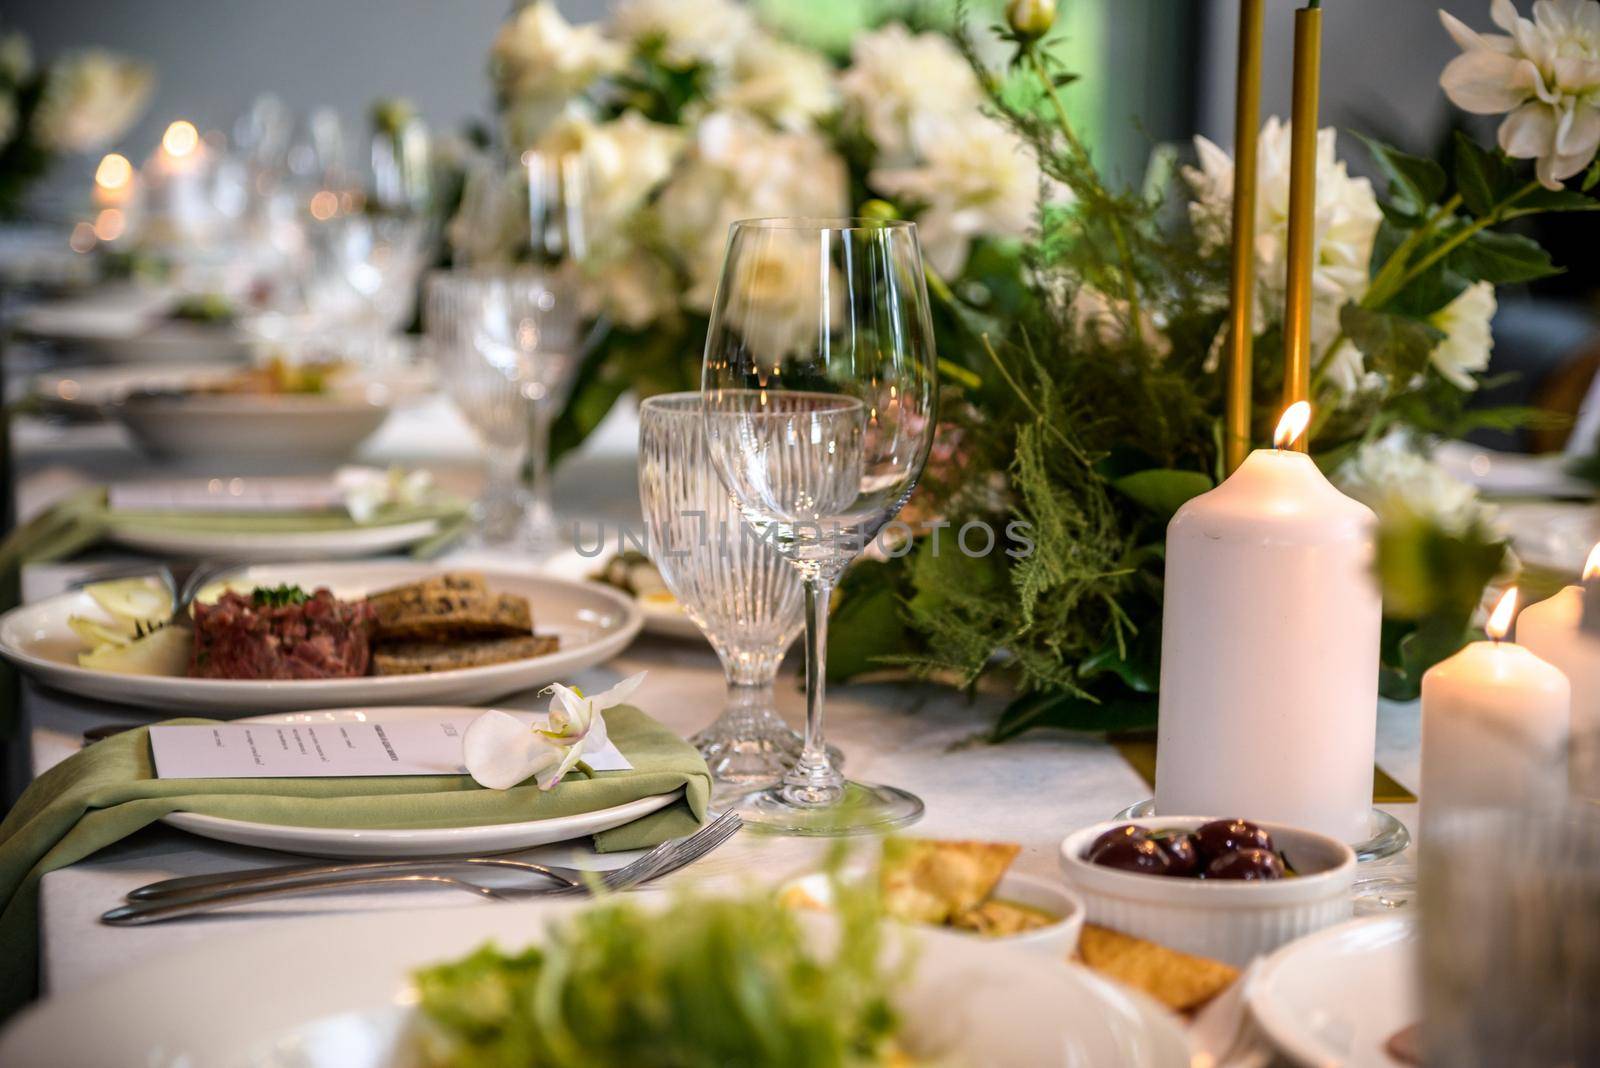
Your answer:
3;360;1423;1022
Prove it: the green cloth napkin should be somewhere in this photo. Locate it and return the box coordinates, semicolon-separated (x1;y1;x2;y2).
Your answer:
0;487;471;567
0;705;711;1019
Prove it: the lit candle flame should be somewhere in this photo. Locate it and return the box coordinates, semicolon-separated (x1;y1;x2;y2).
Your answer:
1584;543;1600;581
1487;586;1518;642
1273;401;1312;449
94;153;132;191
161;120;199;158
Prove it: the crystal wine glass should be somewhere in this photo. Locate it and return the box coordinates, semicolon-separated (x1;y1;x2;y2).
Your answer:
639;392;819;793
701;217;938;834
425;268;580;548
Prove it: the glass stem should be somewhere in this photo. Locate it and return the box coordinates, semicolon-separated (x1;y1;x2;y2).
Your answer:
783;576;844;806
526;400;554;528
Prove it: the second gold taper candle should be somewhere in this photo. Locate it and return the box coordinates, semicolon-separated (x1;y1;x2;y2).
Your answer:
1281;2;1322;447
1225;0;1265;474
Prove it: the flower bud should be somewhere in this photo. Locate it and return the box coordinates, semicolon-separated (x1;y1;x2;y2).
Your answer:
1007;0;1056;41
859;199;901;224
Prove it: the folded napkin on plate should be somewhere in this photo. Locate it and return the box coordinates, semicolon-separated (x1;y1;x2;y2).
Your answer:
0;486;471;567
0;706;711;1019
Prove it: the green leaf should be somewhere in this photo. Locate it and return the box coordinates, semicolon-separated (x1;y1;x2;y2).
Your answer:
1502;186;1600;219
1357;133;1447;215
1453;132;1512;218
990;689;1158;742
1340;303;1444;380
1109;469;1213;518
1387;262;1469;319
1585;158;1600;192
827;558;915;683
1447;229;1561;284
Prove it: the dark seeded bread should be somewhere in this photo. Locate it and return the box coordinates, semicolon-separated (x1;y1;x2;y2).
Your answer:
371;634;560;675
366;572;532;641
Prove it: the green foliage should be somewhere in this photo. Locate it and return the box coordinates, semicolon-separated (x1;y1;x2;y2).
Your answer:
410;887;900;1067
824;18;1591;737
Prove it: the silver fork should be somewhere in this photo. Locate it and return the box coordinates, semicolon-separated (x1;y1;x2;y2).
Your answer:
101;812;742;926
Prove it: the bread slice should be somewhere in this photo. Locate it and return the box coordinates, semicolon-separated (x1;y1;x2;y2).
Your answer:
371;634;560;675
1076;923;1239;1012
366;572;532;641
879;838;1021;925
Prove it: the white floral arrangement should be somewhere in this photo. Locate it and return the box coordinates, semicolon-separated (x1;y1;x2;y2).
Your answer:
0;23;153;217
460;0;1043;454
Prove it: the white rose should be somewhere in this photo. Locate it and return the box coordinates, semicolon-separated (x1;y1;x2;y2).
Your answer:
1066;285;1170;357
717;33;837;132
493;1;623;100
656;110;848;310
716;227;835;361
839;24;984;164
538;110;685;251
610;0;756;68
0;31;31;84
33;50;154;153
1185;118;1381;393
1337;433;1498;537
590;251;675;329
1440;0;1600;189
870;116;1045;276
1428;280;1497;390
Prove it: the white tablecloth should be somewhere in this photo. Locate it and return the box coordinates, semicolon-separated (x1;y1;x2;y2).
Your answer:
6;385;1421;1002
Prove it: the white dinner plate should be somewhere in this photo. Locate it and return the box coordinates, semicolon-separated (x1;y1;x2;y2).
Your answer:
161;704;678;857
105;517;443;560
1498;500;1599;575
0;561;643;714
1248;914;1418;1068
0;902;1191;1067
541;546;707;642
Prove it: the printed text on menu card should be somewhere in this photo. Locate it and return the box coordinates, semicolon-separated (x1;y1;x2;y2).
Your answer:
148;713;631;779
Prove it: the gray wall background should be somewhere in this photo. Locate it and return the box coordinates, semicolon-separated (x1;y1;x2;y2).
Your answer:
1197;0;1485;158
8;0;1488;194
5;0;601;187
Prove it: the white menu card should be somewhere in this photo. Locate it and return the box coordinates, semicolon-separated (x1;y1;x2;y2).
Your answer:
149;713;632;779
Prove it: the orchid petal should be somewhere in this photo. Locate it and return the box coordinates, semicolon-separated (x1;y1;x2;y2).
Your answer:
546;682;590;736
537;738;590;790
594;671;648;710
463;709;564;790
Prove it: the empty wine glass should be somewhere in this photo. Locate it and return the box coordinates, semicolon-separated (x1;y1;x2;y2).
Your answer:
425;268;580;548
702;217;938;835
639;393;826;793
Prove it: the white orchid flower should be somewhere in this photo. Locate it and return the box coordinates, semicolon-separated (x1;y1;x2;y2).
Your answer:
462;709;567;790
462;672;647;792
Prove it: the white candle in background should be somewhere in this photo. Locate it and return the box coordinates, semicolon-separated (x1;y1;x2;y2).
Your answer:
1514;544;1600;797
1421;588;1571;823
1155;402;1382;844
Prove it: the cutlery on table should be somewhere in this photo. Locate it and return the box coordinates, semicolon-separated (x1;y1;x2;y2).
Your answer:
101;811;742;925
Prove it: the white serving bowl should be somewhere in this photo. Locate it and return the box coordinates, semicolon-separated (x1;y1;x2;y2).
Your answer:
1058;817;1356;966
784;869;1085;959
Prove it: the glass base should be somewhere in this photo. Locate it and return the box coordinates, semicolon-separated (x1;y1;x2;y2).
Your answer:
736;780;924;837
690;719;842;791
1112;799;1411;863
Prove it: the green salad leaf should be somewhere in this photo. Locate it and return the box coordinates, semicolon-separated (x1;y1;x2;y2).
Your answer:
410;885;903;1068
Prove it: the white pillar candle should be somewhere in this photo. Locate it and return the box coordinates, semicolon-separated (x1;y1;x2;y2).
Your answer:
1502;557;1596;797
1421;588;1570;822
1155;403;1381;844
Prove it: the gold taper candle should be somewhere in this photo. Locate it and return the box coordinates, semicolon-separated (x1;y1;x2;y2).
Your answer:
1225;0;1265;474
1281;1;1322;447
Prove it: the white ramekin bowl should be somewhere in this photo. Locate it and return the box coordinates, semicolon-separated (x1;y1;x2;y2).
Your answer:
784;869;1085;959
1058;816;1356;966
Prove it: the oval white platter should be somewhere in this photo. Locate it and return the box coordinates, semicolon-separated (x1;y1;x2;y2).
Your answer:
105;517;443;561
0;561;643;714
1248;914;1417;1068
161;705;679;857
0;903;1191;1067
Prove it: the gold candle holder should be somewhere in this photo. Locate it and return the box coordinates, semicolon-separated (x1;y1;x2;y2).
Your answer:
1281;2;1322;448
1225;0;1265;474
